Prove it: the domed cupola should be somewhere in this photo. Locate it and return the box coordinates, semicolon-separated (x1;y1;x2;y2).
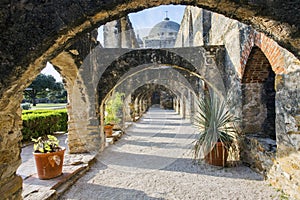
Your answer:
149;17;180;38
143;14;180;48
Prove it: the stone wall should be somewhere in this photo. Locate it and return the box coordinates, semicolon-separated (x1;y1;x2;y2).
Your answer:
242;83;268;134
0;105;23;199
240;30;300;200
0;1;300;199
240;135;276;177
178;6;300;198
103;16;138;48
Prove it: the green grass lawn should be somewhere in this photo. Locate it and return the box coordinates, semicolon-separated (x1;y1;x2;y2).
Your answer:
31;103;67;110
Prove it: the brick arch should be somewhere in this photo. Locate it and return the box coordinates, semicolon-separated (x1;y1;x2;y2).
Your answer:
240;31;286;78
242;47;273;83
242;46;276;139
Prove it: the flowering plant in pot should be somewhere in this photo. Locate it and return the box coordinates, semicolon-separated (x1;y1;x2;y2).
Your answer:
193;91;239;166
32;135;65;179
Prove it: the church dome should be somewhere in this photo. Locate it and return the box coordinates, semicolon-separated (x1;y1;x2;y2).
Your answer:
149;17;180;38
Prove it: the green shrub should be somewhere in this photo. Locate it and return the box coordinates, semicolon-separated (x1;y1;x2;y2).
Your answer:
22;109;68;141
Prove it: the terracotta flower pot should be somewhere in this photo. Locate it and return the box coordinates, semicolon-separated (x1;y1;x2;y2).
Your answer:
204;142;228;166
33;147;65;180
104;124;114;137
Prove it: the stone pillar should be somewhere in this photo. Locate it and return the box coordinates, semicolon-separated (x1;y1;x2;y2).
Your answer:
139;99;143;115
134;98;139;117
180;96;186;119
176;99;180;114
190;92;195;123
123;95;132;122
0;103;23;199
173;98;177;112
68;82;102;153
185;91;191;120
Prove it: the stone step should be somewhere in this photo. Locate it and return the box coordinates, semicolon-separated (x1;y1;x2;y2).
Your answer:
23;153;96;200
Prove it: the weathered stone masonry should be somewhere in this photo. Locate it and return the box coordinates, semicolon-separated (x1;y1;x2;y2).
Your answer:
178;6;300;198
0;1;300;199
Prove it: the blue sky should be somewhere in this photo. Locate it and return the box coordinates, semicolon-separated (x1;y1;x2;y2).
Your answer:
98;5;186;43
43;5;186;82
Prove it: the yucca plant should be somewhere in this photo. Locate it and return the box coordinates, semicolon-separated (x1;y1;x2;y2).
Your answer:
193;91;239;164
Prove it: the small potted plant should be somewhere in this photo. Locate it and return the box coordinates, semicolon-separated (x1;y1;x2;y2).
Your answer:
193;91;239;166
32;135;65;179
104;92;124;137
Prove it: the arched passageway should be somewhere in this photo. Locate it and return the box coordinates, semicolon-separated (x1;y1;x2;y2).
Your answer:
0;2;300;199
66;46;224;154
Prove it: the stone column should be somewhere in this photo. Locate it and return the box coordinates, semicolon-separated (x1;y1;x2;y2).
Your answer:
173;98;177;112
139;98;143;115
190;91;195;123
176;99;180;114
123;95;132;122
134;98;140;118
0;103;23;199
180;96;186;119
185;91;192;120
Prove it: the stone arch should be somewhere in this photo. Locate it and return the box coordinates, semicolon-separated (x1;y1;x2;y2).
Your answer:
129;83;182;114
117;71;196;122
96;47;225;104
242;47;276;139
240;30;286;78
67;46;224;154
115;67;197;97
1;2;300;199
1;1;299;112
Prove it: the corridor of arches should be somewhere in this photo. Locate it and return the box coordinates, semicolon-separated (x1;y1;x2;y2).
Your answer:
1;2;300;199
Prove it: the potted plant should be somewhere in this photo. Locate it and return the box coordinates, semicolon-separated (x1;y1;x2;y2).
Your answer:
193;91;239;166
104;92;124;137
32;135;65;179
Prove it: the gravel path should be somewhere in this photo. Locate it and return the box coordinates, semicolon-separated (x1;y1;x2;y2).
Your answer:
61;108;282;200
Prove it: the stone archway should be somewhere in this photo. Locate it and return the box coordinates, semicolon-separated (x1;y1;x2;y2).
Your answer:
96;47;225;103
242;47;276;139
118;73;195;123
67;46;223;154
1;2;300;199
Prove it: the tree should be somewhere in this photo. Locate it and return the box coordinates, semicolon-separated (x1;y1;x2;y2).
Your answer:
47;82;67;103
24;74;62;106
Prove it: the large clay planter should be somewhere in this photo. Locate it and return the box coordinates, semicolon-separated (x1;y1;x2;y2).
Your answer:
204;142;228;166
104;124;114;137
33;148;65;180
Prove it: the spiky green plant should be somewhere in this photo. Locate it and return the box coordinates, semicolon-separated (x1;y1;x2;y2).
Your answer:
193;91;239;160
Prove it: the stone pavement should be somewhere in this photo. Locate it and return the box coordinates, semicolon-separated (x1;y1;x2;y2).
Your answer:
61;107;283;200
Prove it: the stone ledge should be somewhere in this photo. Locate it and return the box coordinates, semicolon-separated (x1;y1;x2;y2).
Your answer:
22;153;96;200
